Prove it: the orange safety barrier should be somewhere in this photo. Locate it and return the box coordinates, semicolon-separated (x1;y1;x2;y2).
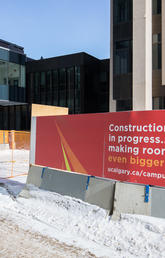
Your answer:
0;131;9;144
8;131;30;150
0;130;30;179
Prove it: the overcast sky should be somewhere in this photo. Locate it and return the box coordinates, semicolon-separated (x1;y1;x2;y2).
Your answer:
1;0;110;60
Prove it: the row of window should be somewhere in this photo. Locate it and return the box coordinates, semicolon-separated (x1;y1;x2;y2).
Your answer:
0;48;25;65
27;66;81;114
0;59;25;88
114;33;161;75
114;0;161;25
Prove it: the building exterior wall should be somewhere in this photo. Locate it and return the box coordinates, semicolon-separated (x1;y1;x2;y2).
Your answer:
0;40;26;105
133;0;152;111
26;53;109;116
0;48;109;131
110;0;165;112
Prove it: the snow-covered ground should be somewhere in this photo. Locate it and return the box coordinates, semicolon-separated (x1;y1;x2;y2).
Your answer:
0;149;29;179
0;150;165;257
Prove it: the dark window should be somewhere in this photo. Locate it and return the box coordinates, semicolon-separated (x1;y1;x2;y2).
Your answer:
21;105;29;130
153;97;165;109
117;99;132;111
153;34;161;70
0;108;2;130
15;106;21;130
114;0;132;24
9;106;15;130
34;72;40;103
9;52;25;65
153;0;161;14
67;67;74;113
3;106;8;130
52;70;58;106
59;68;66;107
40;72;46;104
114;40;132;75
75;66;80;113
46;71;52;105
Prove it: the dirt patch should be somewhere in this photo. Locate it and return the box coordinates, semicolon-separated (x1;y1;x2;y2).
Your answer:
0;218;96;258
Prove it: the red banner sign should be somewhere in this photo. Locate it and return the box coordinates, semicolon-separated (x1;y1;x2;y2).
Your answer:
35;110;165;187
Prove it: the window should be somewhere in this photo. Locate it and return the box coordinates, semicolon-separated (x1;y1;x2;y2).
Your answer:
75;66;80;113
0;60;8;86
34;72;40;103
59;68;66;107
0;48;9;62
153;0;161;14
52;70;58;106
46;71;52;105
153;97;165;109
114;40;132;75
114;0;132;24
67;67;74;113
153;34;161;70
40;72;46;104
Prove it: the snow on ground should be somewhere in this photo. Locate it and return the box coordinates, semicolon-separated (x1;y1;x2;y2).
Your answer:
0;150;165;257
0;149;29;179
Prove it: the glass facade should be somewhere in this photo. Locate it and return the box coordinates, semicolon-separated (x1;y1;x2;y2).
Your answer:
0;104;30;130
114;40;132;75
152;0;161;14
114;0;132;24
0;47;26;102
152;33;161;70
27;65;81;114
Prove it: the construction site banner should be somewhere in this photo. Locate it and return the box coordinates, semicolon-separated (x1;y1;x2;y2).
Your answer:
34;110;165;187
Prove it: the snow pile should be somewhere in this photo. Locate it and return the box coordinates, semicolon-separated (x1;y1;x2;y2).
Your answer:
0;181;165;258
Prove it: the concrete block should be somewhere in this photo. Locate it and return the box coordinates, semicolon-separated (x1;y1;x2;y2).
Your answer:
151;187;165;219
112;182;151;220
85;177;115;212
40;167;88;201
26;165;43;188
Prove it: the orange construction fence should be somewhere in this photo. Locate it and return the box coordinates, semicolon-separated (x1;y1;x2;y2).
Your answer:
0;130;30;179
0;130;30;150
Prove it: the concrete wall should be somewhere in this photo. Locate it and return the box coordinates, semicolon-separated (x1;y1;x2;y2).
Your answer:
133;0;152;111
162;0;165;85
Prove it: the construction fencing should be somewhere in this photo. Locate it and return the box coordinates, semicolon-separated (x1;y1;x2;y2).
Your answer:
0;130;30;179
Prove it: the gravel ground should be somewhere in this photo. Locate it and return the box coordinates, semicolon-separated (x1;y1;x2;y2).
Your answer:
0;218;96;258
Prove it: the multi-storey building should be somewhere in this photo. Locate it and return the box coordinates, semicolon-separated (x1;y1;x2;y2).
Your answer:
0;39;28;130
26;52;109;115
0;41;109;130
110;0;164;111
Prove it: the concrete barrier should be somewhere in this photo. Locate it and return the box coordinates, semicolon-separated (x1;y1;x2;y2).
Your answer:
40;167;88;200
151;187;165;219
25;165;165;220
26;165;116;210
111;182;151;220
85;177;115;212
26;165;43;188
